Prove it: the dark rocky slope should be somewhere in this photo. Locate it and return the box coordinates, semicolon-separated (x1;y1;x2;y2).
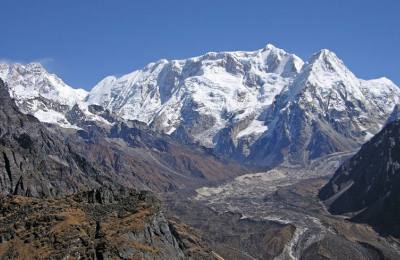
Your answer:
0;79;118;197
319;119;400;237
0;187;216;259
62;104;245;192
387;104;400;124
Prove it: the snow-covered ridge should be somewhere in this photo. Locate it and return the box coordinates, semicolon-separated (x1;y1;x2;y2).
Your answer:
0;62;88;128
85;44;399;151
0;63;87;105
1;43;399;166
85;44;304;146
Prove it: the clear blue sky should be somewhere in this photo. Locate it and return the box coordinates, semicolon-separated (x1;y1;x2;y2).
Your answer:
1;0;399;89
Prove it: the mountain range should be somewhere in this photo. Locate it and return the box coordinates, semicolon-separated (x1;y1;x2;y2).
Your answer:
1;43;400;259
1;44;399;168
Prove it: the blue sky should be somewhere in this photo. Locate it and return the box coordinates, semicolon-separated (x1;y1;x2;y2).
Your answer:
1;0;399;89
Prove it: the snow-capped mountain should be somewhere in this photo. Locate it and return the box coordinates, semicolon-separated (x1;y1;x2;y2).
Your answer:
1;44;399;167
0;63;87;128
248;49;400;166
86;44;304;149
85;44;400;166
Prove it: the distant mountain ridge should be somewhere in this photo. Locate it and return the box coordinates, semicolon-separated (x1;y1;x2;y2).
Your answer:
1;44;399;167
0;63;87;128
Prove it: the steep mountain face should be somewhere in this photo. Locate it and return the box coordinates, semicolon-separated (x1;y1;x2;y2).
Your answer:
0;78;120;197
86;44;303;152
2;44;399;168
0;187;216;259
387;104;400;124
319;119;400;237
84;45;399;166
249;50;400;166
0;63;87;128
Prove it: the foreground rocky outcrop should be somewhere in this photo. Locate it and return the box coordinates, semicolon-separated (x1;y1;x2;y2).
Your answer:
0;187;216;259
320;119;400;238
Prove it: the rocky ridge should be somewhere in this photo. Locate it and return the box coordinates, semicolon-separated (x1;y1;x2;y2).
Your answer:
0;78;116;197
319;118;400;238
0;187;216;259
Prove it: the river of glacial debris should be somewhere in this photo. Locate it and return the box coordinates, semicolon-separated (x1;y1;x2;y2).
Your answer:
192;152;400;259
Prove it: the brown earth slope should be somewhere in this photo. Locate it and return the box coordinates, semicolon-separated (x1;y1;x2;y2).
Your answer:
0;187;216;259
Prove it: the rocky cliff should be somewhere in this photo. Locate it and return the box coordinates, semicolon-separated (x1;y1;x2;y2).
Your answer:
319;119;400;237
0;78;118;197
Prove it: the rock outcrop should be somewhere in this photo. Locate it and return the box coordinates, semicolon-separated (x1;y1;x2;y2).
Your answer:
0;79;118;197
0;187;216;259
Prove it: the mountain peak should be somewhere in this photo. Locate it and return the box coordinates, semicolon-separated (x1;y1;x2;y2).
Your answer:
261;43;289;56
309;48;341;65
10;62;47;75
316;48;335;56
22;62;45;69
264;43;278;50
0;61;88;129
300;48;352;79
0;62;46;81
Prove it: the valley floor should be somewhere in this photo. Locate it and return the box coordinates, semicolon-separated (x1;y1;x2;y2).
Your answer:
164;152;400;259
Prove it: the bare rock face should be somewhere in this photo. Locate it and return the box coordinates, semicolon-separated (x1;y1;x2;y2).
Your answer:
0;187;216;259
387;104;400;124
320;119;400;238
0;79;119;197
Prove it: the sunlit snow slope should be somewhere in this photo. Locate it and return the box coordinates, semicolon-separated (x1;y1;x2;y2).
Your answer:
1;44;399;166
85;44;400;165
